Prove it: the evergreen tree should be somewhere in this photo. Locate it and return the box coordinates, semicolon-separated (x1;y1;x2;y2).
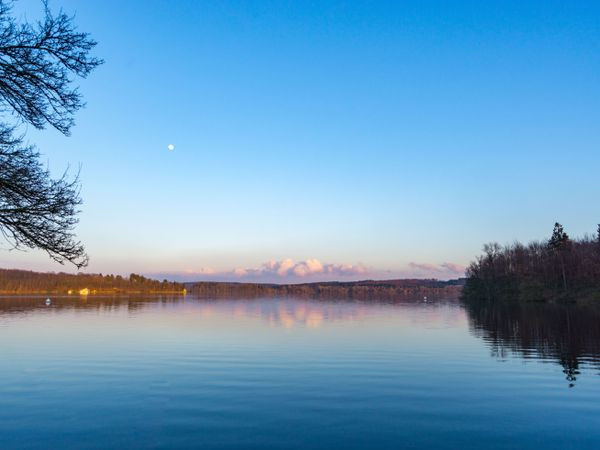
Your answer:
548;222;570;292
548;222;569;251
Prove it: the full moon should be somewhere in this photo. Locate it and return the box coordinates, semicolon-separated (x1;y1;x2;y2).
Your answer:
168;144;174;151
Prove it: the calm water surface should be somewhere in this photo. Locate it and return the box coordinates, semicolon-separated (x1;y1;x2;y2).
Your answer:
1;296;600;449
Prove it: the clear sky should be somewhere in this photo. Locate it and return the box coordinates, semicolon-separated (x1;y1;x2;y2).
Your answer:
2;0;600;282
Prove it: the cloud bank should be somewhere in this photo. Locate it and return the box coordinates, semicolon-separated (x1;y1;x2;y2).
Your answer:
408;261;466;276
149;260;465;283
157;259;369;283
253;258;368;278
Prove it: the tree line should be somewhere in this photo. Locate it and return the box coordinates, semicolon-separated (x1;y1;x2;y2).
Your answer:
0;269;183;294
0;270;465;298
463;223;600;302
189;279;464;301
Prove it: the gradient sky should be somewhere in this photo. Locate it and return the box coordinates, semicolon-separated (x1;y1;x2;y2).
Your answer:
2;0;600;282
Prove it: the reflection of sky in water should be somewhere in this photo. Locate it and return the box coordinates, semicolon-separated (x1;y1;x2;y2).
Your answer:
0;296;468;330
1;297;600;449
187;298;466;330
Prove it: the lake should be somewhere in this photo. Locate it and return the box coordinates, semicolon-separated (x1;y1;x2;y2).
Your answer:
1;296;600;449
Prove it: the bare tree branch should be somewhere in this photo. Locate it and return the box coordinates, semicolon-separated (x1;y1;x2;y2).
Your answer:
0;1;101;267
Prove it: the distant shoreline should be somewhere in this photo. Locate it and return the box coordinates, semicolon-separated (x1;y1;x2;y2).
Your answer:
0;290;186;296
0;268;465;299
185;279;465;301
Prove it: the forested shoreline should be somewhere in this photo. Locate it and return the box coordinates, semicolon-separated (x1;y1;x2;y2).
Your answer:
187;279;464;300
0;268;464;299
0;269;184;294
462;223;600;303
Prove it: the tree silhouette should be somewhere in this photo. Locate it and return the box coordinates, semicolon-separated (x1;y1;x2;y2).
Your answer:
0;1;101;267
548;222;569;251
548;222;570;291
463;223;600;302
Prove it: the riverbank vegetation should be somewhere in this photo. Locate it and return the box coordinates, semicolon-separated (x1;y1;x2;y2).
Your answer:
462;223;600;303
0;269;183;294
188;279;464;301
1;269;465;299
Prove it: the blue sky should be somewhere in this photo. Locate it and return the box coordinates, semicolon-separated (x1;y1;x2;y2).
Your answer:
2;0;600;282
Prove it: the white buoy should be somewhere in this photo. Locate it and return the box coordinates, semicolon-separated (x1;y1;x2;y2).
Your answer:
45;298;51;306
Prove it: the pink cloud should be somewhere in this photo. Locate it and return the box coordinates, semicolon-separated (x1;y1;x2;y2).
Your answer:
408;262;442;272
156;259;370;282
440;262;466;274
184;267;215;275
326;263;369;276
254;258;368;278
148;260;464;283
409;261;465;276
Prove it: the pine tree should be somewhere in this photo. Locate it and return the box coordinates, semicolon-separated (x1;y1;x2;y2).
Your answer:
548;223;570;292
548;222;569;251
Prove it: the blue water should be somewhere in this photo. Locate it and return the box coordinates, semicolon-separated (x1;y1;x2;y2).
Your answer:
1;297;599;449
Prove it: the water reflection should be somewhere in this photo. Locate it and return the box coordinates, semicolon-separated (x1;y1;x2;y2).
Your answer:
218;298;373;328
3;296;600;449
0;295;187;316
0;295;459;330
6;295;598;387
464;300;600;386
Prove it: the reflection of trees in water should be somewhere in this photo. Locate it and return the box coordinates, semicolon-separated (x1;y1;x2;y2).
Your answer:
194;298;464;329
0;296;459;331
0;296;187;316
464;299;600;386
0;296;378;326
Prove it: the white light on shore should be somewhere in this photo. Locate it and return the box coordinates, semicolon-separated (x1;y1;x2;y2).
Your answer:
168;144;174;151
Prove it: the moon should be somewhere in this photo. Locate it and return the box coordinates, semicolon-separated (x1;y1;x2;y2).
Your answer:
168;144;174;151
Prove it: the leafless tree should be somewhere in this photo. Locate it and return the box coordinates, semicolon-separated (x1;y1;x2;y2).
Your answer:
0;1;101;267
464;223;600;302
